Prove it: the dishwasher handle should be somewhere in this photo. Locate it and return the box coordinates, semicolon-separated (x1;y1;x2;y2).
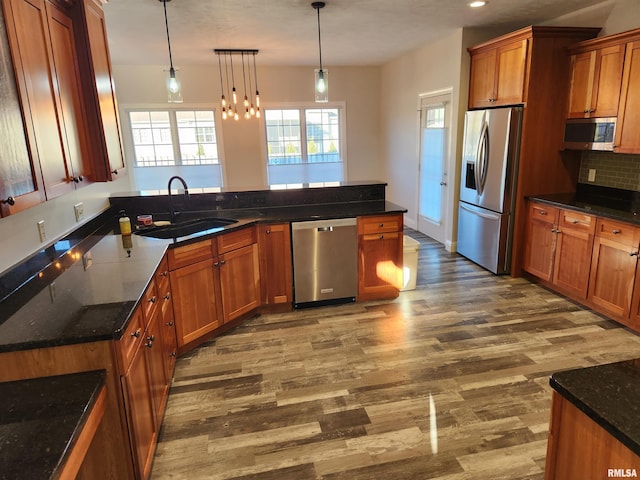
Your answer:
317;226;333;232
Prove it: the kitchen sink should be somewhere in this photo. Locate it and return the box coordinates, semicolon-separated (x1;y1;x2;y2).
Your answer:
134;217;237;239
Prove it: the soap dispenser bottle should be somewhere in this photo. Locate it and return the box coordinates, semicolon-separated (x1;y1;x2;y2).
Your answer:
119;210;132;235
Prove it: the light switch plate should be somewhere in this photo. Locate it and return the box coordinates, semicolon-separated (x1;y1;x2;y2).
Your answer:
588;169;596;182
37;220;46;242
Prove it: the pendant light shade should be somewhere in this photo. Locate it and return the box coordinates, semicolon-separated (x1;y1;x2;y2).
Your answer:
312;2;328;103
161;0;182;103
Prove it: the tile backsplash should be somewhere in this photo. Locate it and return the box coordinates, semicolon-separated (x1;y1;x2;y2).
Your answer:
579;151;640;191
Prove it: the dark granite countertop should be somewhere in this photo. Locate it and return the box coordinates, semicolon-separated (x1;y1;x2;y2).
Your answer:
0;190;406;354
550;359;640;456
527;184;640;225
0;370;106;480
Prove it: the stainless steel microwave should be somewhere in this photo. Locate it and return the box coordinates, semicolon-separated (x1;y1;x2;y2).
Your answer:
563;117;616;151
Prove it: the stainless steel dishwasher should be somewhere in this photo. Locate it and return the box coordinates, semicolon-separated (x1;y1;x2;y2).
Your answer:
291;218;358;308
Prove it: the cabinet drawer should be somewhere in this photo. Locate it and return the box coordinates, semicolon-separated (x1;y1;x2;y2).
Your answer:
559;210;595;234
155;256;170;294
595;218;640;246
529;203;558;223
167;239;214;270
361;231;401;242
141;278;158;322
217;226;256;254
358;214;403;235
117;309;144;372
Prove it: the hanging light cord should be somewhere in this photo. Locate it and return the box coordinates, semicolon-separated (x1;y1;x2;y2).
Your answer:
315;3;323;72
217;53;224;94
163;0;175;70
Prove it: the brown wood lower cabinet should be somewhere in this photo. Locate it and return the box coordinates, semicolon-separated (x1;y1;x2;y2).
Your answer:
545;392;640;479
169;226;260;352
258;223;293;307
357;214;403;301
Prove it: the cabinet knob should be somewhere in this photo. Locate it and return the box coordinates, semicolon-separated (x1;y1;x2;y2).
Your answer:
159;271;168;277
111;170;118;175
572;220;579;224
220;259;226;265
631;252;639;257
379;234;384;240
1;196;15;206
539;210;546;216
165;321;174;327
379;223;384;227
131;328;141;338
70;176;84;183
214;261;219;267
266;229;271;235
164;293;170;300
612;229;620;235
170;352;177;358
148;296;156;303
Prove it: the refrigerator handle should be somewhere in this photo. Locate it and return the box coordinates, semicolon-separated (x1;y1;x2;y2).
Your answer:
475;121;490;195
459;201;500;220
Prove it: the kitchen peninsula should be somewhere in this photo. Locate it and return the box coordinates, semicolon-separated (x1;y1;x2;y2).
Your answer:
0;181;405;479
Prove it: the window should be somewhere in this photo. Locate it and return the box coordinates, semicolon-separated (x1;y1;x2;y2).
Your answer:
127;109;223;192
264;107;343;188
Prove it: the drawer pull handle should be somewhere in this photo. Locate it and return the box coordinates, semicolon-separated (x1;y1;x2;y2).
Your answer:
612;229;620;235
631;252;639;257
131;329;141;338
572;220;579;224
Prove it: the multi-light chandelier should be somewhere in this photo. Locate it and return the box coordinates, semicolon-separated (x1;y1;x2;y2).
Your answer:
215;49;261;121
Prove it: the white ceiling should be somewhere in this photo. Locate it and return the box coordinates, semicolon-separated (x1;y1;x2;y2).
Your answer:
103;0;611;67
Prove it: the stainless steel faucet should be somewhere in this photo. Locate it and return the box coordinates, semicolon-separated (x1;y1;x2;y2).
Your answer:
167;176;189;223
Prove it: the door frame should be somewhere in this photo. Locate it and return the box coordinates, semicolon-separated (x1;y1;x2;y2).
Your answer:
415;88;455;249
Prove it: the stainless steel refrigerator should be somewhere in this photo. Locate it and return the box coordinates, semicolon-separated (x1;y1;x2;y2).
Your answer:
457;106;523;274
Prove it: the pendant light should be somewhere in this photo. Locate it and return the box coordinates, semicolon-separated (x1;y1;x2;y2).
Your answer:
161;0;182;103
215;49;261;120
312;1;328;103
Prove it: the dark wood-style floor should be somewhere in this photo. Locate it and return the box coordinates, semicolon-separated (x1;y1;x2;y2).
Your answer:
151;230;640;479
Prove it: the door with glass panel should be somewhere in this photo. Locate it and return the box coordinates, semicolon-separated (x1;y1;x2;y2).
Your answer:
418;94;451;244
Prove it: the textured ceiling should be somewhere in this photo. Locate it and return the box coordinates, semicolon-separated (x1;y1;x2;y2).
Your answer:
103;0;611;67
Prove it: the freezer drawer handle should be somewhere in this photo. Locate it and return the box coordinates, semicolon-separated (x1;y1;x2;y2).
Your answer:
459;202;499;221
318;226;333;232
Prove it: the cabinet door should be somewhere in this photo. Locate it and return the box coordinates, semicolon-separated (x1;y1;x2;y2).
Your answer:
523;204;558;282
170;258;222;348
588;236;638;319
144;303;169;425
357;231;402;301
80;0;124;177
121;341;156;480
258;223;293;305
591;44;625;118
494;39;528;106
615;41;640;154
553;227;594;299
3;0;73;199
567;51;595;118
219;243;260;322
0;2;45;215
45;0;92;185
468;48;497;109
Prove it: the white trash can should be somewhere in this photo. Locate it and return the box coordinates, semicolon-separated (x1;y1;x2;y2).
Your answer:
401;235;420;291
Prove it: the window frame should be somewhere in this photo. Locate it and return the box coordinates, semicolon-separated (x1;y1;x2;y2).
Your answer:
260;102;347;188
120;103;227;189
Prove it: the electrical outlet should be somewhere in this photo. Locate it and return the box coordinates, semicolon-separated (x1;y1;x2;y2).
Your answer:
74;202;85;222
588;169;596;182
37;220;46;242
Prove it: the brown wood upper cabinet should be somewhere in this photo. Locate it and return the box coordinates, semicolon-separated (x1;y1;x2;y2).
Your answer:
566;44;625;118
566;28;640;153
0;0;123;214
468;36;529;108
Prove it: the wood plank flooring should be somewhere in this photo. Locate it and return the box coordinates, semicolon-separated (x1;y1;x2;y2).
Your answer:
151;230;640;479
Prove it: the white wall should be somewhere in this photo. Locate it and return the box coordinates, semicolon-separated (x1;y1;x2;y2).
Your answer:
112;64;382;189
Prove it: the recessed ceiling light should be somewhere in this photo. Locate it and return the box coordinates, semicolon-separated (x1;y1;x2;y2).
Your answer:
470;1;487;7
